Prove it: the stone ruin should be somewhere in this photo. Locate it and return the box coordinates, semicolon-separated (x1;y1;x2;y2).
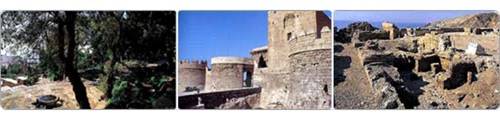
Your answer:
179;11;332;109
335;21;500;109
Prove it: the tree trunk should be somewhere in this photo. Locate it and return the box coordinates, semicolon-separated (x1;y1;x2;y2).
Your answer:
105;57;117;98
57;11;91;109
105;13;124;98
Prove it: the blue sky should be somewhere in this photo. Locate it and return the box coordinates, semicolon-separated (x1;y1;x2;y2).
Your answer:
179;11;331;64
335;10;494;28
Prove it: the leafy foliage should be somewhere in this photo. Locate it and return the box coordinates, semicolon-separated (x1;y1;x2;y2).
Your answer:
106;63;176;109
1;11;176;109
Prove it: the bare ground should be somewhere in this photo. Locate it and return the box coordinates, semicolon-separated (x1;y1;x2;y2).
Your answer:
1;80;106;109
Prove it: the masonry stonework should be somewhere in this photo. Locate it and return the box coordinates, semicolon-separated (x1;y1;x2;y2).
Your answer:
206;57;254;91
179;11;332;109
255;11;332;109
178;60;207;93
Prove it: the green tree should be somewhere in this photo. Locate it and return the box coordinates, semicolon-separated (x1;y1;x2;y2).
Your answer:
1;11;176;109
2;11;91;108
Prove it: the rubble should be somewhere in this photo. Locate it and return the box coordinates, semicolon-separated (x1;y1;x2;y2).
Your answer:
335;12;499;109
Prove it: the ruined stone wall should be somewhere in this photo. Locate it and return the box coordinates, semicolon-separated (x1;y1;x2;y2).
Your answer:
250;47;269;88
382;22;395;40
356;31;391;41
448;33;499;52
205;57;254;91
250;46;269;69
412;28;464;36
179;60;207;92
418;33;440;53
474;28;496;34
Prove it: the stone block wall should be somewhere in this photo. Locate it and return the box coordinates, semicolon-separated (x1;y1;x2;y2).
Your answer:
250;46;269;69
257;11;332;109
288;29;331;56
448;34;499;52
205;57;254;91
267;11;331;73
256;72;289;109
178;60;207;93
288;49;332;109
178;87;262;109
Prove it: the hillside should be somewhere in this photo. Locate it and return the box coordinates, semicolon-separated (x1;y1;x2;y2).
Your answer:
425;12;499;28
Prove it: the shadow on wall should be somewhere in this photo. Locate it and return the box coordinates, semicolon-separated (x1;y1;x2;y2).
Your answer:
334;44;344;53
443;62;478;90
390;55;429;109
334;55;351;86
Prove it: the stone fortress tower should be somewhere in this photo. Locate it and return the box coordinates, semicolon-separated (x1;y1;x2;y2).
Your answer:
178;60;208;93
178;11;332;109
253;11;332;109
205;57;254;91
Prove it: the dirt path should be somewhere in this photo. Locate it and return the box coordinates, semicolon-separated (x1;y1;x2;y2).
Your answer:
334;43;378;109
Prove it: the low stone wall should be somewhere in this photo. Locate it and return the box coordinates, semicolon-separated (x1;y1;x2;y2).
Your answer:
356;31;391;41
413;28;465;36
178;87;261;109
448;34;499;52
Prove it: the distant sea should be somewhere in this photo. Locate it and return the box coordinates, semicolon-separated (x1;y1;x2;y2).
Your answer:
334;20;429;29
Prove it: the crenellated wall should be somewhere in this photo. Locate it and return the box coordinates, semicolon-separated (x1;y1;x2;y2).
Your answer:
179;11;333;109
178;60;208;93
288;27;331;56
205;57;254;91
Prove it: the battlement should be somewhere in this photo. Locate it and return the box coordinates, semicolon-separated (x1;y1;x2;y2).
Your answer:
287;26;331;40
211;56;253;65
179;60;208;69
288;27;332;56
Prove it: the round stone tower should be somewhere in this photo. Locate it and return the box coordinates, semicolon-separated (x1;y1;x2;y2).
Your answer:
205;56;254;91
278;11;332;109
178;60;207;93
